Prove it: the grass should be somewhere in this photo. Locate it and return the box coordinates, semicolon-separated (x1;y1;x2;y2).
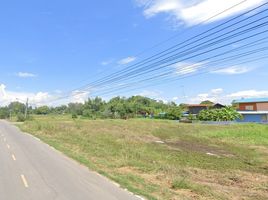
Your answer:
17;115;268;200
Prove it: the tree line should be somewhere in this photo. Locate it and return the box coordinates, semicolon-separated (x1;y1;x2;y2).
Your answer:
0;96;241;122
0;96;183;121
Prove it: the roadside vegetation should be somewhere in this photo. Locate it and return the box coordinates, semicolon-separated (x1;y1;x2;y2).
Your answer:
0;96;241;123
18;115;268;200
198;107;242;121
0;96;183;121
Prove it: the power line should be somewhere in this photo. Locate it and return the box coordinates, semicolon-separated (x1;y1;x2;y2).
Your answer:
87;37;268;96
43;1;268;104
88;18;268;89
73;1;268;90
93;55;268;98
79;30;268;96
48;36;268;102
76;20;268;95
46;25;268;103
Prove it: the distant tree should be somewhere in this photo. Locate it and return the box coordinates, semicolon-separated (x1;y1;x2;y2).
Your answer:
166;106;182;120
198;107;242;121
8;102;25;114
179;103;188;111
53;105;68;114
35;106;50;115
0;95;194;121
200;100;214;105
17;113;26;122
68;103;83;115
72;113;78;119
83;97;105;118
0;107;9;119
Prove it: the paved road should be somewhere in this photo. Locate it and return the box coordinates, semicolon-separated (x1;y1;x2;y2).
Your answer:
0;120;141;200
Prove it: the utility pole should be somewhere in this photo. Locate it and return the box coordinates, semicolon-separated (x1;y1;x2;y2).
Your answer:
24;98;29;119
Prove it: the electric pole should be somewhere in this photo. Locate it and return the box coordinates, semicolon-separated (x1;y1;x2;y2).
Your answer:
24;98;29;119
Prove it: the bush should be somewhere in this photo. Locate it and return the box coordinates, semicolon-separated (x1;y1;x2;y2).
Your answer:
166;107;182;120
17;113;26;122
198;107;242;121
0;107;9;119
188;114;196;121
72;113;78;119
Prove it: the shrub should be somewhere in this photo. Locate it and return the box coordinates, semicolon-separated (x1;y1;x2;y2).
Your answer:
17;113;26;122
72;113;78;119
198;107;242;121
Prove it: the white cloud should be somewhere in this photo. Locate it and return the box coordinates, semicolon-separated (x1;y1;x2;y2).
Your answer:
118;56;136;65
136;0;265;26
172;96;179;101
212;66;254;75
0;84;90;107
137;90;162;98
0;84;51;106
189;92;217;103
101;59;114;66
211;88;223;95
226;90;268;99
174;62;204;75
70;90;90;103
16;72;37;78
185;88;268;104
186;88;224;103
137;90;169;103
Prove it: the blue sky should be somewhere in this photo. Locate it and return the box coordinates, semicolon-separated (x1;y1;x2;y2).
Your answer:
0;0;268;106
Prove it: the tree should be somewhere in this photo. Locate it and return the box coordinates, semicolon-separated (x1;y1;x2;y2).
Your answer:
198;107;242;121
68;103;83;115
53;105;68;114
8;102;25;114
200;100;214;105
166;106;182;120
0;107;9;119
35;106;50;115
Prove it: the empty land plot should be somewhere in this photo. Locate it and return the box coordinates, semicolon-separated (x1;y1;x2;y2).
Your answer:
18;116;268;200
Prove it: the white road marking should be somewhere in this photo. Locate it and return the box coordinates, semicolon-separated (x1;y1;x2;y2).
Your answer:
21;175;29;188
12;154;16;161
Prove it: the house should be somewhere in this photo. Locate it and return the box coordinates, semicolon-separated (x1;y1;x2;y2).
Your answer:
187;104;210;115
187;103;225;115
233;98;268;123
213;103;226;109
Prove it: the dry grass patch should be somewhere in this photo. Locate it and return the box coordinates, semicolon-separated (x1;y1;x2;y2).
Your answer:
18;116;268;200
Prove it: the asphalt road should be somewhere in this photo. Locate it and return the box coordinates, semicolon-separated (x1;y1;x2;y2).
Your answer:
0;120;142;200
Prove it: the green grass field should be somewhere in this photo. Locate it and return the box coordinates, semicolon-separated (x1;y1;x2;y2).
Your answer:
18;115;268;200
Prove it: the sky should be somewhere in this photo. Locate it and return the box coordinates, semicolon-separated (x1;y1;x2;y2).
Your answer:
0;0;268;106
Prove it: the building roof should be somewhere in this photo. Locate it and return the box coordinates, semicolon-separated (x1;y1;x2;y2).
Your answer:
238;111;268;114
187;104;210;107
233;98;268;104
187;103;225;108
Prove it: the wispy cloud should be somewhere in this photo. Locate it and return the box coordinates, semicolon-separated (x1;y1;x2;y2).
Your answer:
180;88;268;104
0;83;90;107
174;62;204;75
212;66;254;75
136;0;265;26
0;84;50;106
100;59;114;66
16;72;37;78
118;56;136;65
226;90;268;99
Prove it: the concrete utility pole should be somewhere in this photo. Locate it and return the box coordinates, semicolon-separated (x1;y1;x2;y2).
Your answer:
9;109;12;121
24;98;29;119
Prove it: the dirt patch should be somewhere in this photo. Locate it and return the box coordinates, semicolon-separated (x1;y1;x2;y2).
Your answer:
166;140;234;157
188;168;268;200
